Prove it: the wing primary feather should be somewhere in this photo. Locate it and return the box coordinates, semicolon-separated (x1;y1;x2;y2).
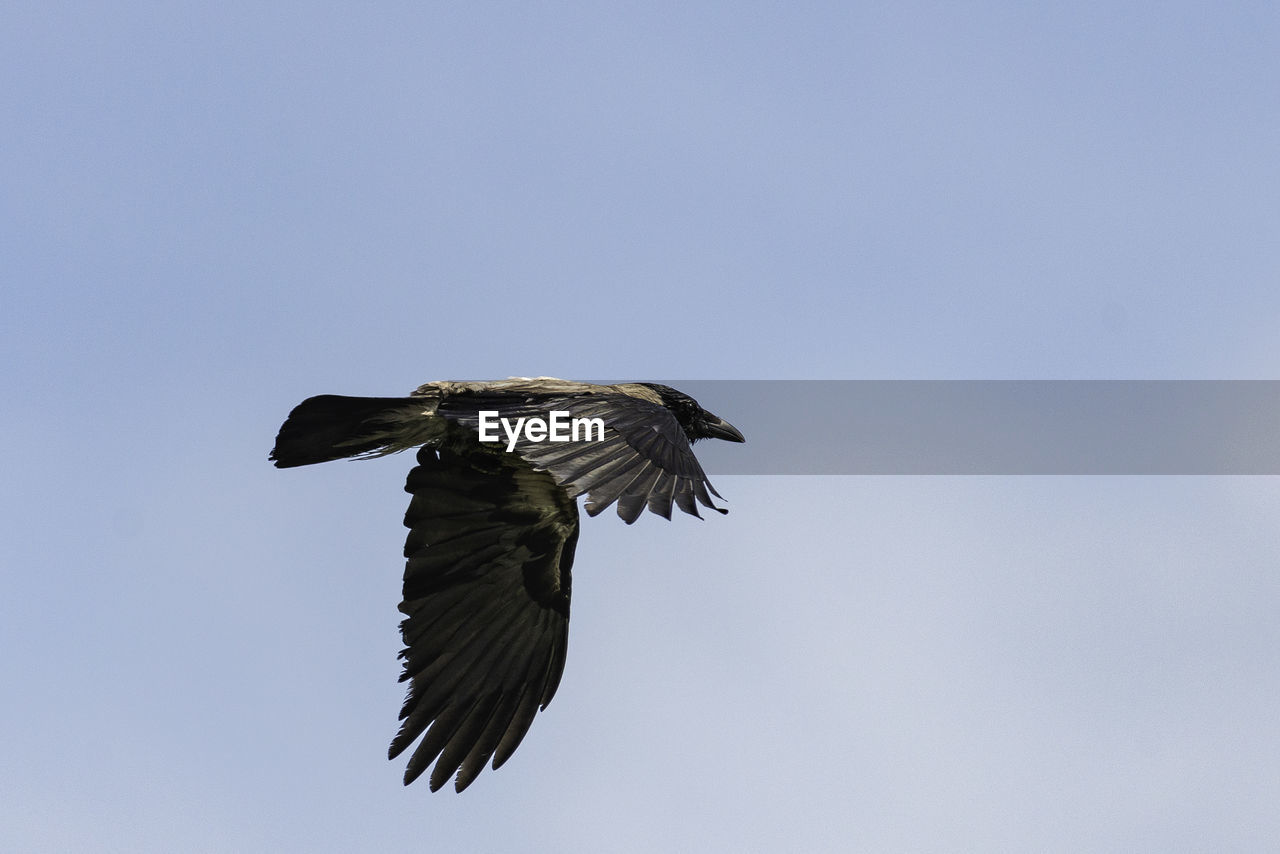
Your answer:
615;465;663;524
646;473;677;520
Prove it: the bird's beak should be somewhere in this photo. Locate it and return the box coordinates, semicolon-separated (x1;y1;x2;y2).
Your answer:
702;415;746;443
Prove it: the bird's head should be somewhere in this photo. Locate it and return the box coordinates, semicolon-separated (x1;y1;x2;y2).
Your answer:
640;383;746;444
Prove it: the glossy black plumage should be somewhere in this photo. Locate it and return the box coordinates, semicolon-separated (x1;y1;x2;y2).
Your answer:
270;378;743;791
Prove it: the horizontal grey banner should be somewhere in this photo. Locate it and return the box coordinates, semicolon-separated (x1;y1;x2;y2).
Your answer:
658;381;1280;475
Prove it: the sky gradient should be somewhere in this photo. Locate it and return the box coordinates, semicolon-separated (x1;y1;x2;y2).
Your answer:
4;3;1279;851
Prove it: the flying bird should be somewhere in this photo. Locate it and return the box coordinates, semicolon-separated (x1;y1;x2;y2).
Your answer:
270;378;744;792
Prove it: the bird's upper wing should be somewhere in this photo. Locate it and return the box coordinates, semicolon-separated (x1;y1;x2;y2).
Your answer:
436;391;726;523
389;433;578;792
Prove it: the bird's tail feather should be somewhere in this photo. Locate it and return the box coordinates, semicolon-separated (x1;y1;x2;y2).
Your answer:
269;395;434;468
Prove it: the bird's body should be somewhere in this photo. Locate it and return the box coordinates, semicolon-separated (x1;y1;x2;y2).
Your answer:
271;378;743;791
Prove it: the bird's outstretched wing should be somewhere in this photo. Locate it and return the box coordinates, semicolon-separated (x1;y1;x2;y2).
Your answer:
388;431;578;792
437;391;726;523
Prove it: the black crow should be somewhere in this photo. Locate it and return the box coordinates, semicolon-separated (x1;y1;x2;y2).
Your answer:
270;378;744;792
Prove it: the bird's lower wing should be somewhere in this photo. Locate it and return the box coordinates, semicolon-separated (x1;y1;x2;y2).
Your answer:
389;438;578;792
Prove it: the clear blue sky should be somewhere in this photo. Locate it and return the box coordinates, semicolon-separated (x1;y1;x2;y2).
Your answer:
3;3;1279;851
